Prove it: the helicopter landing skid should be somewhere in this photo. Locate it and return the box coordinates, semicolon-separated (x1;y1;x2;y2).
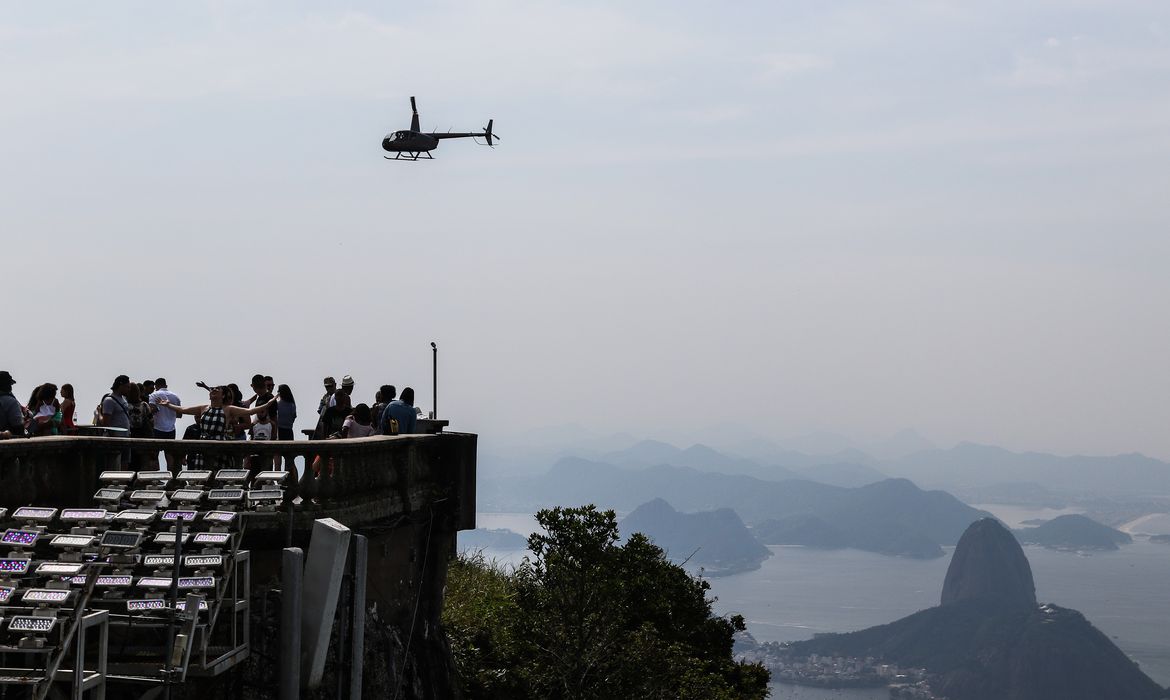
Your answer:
384;151;433;161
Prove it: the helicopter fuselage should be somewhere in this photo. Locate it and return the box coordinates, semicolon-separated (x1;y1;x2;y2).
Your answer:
383;130;438;153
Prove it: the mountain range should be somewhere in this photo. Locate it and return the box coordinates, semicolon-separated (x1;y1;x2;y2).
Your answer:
485;432;1170;501
481;454;992;558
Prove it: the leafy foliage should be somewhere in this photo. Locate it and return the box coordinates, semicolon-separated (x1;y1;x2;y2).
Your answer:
443;505;770;700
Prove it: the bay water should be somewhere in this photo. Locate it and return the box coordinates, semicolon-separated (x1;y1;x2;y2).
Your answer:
468;510;1170;691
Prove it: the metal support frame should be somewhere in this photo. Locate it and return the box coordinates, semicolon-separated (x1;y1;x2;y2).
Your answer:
43;609;110;699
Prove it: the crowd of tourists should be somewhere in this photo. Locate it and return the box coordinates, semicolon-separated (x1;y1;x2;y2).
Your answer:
0;369;423;453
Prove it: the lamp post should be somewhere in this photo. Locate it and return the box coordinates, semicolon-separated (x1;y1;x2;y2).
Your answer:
430;342;438;419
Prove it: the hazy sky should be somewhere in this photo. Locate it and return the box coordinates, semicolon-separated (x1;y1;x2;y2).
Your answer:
4;1;1170;459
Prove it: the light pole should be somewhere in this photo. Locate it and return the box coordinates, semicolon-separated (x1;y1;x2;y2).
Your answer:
430;342;438;419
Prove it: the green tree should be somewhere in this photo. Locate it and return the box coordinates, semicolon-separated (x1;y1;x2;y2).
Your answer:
444;505;770;699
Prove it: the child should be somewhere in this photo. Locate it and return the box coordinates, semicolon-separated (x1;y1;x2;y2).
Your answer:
248;408;276;471
251;409;275;441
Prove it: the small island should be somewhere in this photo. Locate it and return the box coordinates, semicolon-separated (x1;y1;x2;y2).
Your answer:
1014;514;1132;551
620;499;771;576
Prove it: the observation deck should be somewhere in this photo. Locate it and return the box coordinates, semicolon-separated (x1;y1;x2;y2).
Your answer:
0;431;477;699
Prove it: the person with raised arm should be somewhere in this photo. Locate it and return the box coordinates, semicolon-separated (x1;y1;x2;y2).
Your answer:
160;385;275;468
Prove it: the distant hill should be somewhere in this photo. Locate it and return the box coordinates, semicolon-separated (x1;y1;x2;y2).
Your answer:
1015;514;1132;551
480;458;992;558
885;442;1170;497
789;519;1164;700
752;478;990;559
792;461;887;488
620;499;771;576
751;515;850;550
601;439;806;481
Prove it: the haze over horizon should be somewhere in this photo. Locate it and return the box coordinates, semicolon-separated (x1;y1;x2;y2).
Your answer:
5;1;1170;460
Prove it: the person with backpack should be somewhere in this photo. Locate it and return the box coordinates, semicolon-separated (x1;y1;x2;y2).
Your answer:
99;375;132;433
96;375;133;466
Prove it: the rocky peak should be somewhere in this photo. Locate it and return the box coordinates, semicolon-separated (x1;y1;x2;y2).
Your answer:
941;518;1036;608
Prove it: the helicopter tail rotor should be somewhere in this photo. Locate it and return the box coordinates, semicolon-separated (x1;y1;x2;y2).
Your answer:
484;119;499;146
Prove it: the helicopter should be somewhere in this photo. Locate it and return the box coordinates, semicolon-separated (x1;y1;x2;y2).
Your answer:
382;96;497;161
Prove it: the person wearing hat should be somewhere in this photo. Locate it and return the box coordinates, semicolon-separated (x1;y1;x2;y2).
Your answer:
0;371;25;439
328;375;355;410
317;376;337;416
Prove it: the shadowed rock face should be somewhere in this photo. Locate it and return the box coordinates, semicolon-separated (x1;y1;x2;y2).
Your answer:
790;517;1166;700
941;518;1036;608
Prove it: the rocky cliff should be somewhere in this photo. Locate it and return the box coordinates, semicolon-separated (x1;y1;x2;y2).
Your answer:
941;518;1035;607
789;518;1166;700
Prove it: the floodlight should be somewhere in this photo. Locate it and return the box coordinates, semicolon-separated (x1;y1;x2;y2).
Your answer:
253;471;288;484
192;532;231;546
170;489;205;503
51;534;96;549
113;510;157;524
22;589;72;604
136;471;172;483
247;489;283;504
37;561;82;576
177;470;212;482
203;511;238;524
100;531;143;549
176;599;210;612
2;530;40;547
144;555;175;568
0;558;31;574
153;532;191;546
8;616;57;633
93;488;125;502
127;599;168;612
95;575;132;587
136;576;172;588
162;510;197;522
13;507;56;523
184;554;223;569
60;508;108;523
208;489;244;502
0;587;13;603
215;469;249;482
179;577;214;589
99;471;136;483
129;489;167;503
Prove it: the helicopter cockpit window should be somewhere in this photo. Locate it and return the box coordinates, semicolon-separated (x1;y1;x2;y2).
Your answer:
385;132;398;142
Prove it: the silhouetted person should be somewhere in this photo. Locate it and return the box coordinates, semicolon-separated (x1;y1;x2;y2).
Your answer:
384;387;417;435
372;384;396;432
0;371;25;439
148;378;182;470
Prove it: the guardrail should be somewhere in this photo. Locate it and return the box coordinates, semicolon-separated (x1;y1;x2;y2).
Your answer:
0;433;477;534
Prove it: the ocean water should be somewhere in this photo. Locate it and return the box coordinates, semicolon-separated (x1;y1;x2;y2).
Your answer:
468;509;1170;689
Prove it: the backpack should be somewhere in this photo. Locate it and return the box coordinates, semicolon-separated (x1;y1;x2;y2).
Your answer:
93;393;128;426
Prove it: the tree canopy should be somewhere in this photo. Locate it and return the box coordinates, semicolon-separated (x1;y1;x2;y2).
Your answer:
443;505;770;699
